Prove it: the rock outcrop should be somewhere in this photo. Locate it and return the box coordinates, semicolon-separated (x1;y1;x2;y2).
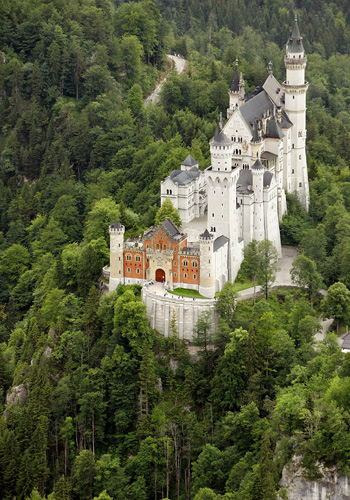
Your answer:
279;456;350;500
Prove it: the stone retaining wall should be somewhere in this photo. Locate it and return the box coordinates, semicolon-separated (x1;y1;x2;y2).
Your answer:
142;288;217;341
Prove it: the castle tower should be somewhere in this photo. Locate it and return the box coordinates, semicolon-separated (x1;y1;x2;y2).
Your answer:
282;14;309;210
199;229;215;298
109;220;125;290
206;125;241;281
227;59;245;117
252;159;265;241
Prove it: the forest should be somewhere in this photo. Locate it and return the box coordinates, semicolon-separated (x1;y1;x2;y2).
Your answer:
1;0;350;499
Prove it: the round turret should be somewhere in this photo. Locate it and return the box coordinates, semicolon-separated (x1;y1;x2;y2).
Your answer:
199;229;215;298
109;220;125;289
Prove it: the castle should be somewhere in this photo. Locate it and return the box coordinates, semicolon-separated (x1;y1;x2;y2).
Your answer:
108;16;309;300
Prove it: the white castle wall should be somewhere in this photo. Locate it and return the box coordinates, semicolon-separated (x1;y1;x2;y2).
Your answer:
142;287;217;341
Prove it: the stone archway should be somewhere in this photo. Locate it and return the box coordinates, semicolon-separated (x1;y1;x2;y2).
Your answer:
155;268;166;282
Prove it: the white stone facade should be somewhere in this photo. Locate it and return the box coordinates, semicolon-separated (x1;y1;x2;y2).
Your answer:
159;16;308;286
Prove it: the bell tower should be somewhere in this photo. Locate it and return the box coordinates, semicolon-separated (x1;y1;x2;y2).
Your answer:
282;14;309;210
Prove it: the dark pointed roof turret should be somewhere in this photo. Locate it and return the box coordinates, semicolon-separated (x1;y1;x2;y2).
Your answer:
252;158;264;170
200;229;213;239
181;154;198;167
287;13;304;54
211;125;232;146
110;220;123;229
230;58;240;92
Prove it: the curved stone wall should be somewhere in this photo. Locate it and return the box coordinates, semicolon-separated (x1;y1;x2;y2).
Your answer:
142;287;217;342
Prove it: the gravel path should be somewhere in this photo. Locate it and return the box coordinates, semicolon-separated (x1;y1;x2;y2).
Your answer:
144;54;186;105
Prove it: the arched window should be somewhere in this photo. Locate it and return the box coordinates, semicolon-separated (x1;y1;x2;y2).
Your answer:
156;243;160;250
127;267;131;273
183;260;188;267
192;261;198;268
163;244;167;250
126;254;132;261
136;268;140;274
184;273;187;278
135;255;141;262
193;274;197;280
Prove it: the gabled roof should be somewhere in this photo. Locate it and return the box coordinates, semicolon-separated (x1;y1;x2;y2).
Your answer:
162;218;181;237
230;61;240;92
181;154;198;167
240;90;272;132
262;74;283;107
240;86;293;133
287;15;304;54
169;166;200;185
144;218;185;242
214;235;229;252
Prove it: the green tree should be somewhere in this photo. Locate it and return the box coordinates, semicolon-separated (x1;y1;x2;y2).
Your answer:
257;240;279;300
73;450;96;500
154;198;182;227
216;281;238;328
322;282;350;333
193;311;213;355
291;254;323;308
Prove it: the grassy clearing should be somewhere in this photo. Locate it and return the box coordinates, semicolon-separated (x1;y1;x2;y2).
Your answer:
232;280;254;292
169;288;206;299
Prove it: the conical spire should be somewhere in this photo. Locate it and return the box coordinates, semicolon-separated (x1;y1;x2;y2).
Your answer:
287;13;304;54
230;58;240;92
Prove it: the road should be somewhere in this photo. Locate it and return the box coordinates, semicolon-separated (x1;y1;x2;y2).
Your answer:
144;54;186;106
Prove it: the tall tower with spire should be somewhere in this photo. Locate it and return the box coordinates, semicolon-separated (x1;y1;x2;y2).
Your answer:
227;59;245;117
282;14;309;210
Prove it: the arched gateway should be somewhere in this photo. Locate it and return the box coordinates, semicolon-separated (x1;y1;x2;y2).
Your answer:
155;268;166;282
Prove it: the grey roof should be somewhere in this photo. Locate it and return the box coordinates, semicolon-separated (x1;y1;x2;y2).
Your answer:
262;74;283;107
236;168;273;192
110;220;122;229
237;169;253;194
211;127;232;146
261;151;277;160
252;159;264;170
252;120;260;142
265;116;284;139
342;333;350;350
181;154;198;167
169;166;200;185
280;112;293;129
287;15;304;54
263;171;273;187
162;218;181;237
240;91;273;132
214;235;229;252
230;61;240;92
200;229;213;239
